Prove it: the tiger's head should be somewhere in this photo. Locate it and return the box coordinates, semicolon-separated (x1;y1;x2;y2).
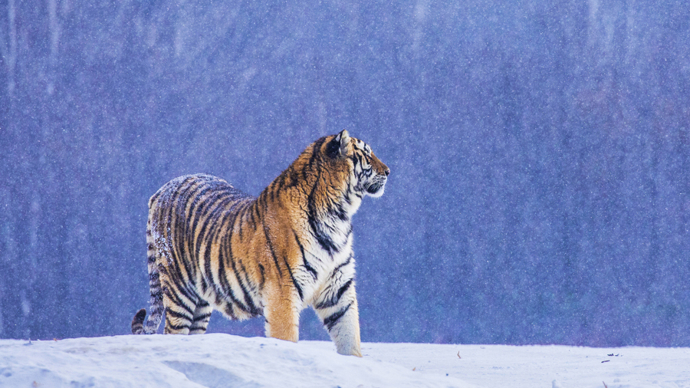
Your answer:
321;129;390;199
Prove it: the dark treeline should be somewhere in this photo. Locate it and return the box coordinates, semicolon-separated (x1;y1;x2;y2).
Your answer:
1;0;689;346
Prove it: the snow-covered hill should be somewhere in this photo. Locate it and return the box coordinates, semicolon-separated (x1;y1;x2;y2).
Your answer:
1;334;688;388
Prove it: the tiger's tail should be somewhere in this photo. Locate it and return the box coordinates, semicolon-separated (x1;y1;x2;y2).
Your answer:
132;216;164;334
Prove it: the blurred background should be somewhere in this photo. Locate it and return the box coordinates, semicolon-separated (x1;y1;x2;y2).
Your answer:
1;0;689;346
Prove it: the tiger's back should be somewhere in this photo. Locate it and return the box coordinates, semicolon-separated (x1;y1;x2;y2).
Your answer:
132;131;390;356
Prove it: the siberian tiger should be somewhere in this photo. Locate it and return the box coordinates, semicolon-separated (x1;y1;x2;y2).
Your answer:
131;130;389;356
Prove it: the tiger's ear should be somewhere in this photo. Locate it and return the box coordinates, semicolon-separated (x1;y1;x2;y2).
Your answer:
335;129;350;154
327;129;350;158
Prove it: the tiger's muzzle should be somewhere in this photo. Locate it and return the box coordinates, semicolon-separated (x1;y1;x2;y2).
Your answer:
365;168;389;197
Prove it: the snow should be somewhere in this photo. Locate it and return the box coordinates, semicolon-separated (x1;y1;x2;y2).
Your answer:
1;335;688;388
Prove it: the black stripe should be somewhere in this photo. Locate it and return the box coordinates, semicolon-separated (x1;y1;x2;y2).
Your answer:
263;222;283;277
344;184;354;205
323;303;352;331
333;253;353;275
284;259;303;301
349;154;359;167
238;206;247;241
335;279;353;302
277;170;288;189
258;264;265;290
203;241;213;293
227;231;261;316
192;313;212;322
314;279;353;310
166;307;193;321
168;177;198;271
355;152;364;168
238;258;260;302
293;231;317;279
200;196;229;285
285;167;300;189
269;181;277;201
197;195;239;261
201;195;246;289
149;289;163;305
175;282;200;307
306;168;338;256
188;185;215;258
223;202;255;312
249;201;257;227
165;285;195;315
200;272;209;294
217;240;251;313
239;201;254;241
328;202;348;221
252;198;261;227
166;322;191;331
175;181;210;281
210;202;252;315
259;192;268;215
307;138;326;172
193;194;215;259
223;303;238;320
149;187;164;207
165;261;188;297
177;180;207;280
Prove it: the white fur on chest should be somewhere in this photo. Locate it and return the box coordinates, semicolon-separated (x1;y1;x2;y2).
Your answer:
298;227;355;307
296;189;362;307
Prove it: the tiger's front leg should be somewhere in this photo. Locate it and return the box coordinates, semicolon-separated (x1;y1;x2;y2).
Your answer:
313;266;362;357
316;296;362;357
263;283;300;343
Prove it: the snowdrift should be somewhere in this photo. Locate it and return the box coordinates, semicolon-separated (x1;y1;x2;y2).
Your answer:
1;334;688;387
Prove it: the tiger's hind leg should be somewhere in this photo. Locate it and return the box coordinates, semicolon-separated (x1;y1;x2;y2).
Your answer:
162;285;196;334
189;300;213;335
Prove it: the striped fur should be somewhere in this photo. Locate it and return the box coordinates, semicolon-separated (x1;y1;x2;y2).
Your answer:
131;130;389;356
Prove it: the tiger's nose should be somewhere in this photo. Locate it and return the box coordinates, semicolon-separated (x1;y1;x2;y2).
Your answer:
384;168;391;176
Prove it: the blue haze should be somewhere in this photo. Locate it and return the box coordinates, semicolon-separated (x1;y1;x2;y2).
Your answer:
1;0;689;346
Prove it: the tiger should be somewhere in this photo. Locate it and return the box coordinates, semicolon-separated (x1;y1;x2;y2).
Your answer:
131;130;389;356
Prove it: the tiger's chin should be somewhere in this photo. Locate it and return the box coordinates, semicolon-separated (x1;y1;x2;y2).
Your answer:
365;179;387;198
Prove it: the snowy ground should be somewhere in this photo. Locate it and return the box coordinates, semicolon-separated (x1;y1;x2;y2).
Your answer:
1;334;689;388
